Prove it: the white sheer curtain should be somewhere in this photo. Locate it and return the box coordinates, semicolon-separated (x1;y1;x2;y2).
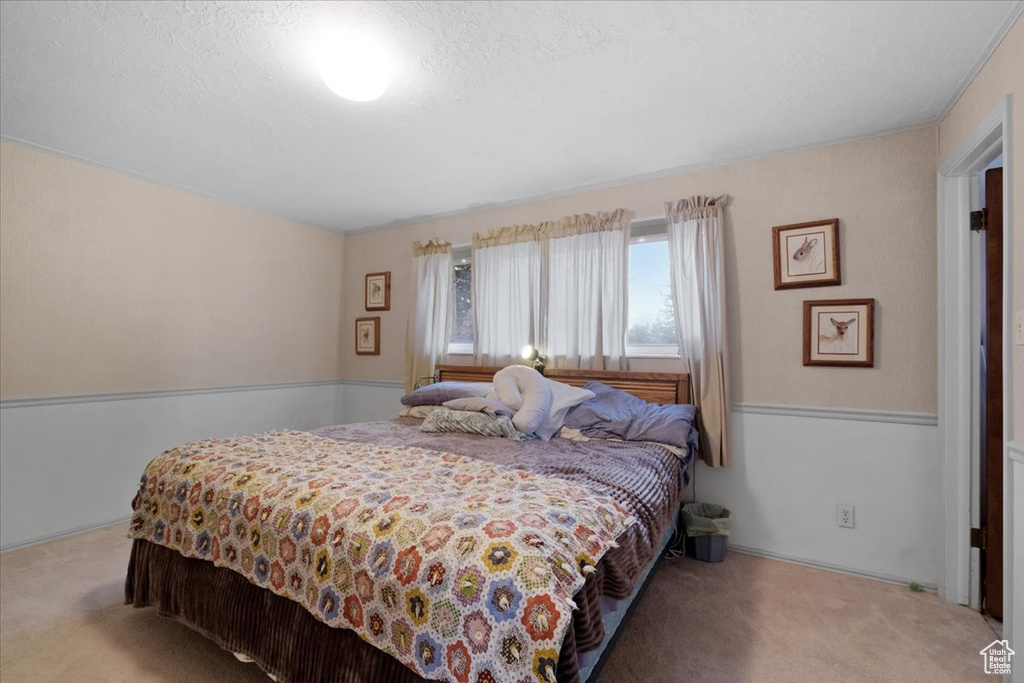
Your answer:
406;239;453;391
545;209;631;370
472;227;542;366
667;196;730;467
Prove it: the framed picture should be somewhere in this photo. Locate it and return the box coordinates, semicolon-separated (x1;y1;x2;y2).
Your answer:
364;272;391;311
355;317;381;355
772;219;841;290
803;299;874;367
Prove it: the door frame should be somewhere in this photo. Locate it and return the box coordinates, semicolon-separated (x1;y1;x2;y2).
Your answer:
937;96;1014;636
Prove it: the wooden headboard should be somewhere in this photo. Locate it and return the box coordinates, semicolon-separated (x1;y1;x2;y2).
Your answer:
435;364;691;405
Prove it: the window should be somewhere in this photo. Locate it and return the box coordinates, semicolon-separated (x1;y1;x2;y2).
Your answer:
449;246;474;354
626;224;679;356
447;230;676;357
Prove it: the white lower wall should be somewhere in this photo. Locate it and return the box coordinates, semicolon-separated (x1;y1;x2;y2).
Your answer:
339;380;408;425
1;380;942;590
0;382;346;549
701;410;940;586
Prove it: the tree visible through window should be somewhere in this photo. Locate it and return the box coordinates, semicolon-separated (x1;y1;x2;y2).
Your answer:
627;236;677;347
450;259;474;346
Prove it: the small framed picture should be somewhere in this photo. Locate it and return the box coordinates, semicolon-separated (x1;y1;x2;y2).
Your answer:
803;299;874;367
773;219;840;290
365;272;391;311
355;317;381;355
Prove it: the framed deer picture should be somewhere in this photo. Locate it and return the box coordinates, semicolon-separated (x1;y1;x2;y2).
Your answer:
772;219;840;289
803;299;874;367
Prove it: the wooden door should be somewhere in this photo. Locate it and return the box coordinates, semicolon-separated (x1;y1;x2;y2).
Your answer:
981;167;1003;618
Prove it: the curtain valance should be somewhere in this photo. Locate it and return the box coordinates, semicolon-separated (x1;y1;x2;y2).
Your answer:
471;208;631;247
412;237;453;256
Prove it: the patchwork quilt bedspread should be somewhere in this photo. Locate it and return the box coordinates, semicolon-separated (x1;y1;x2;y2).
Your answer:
129;430;634;683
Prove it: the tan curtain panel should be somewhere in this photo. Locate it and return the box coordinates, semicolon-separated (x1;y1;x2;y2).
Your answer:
666;196;731;467
406;239;453;392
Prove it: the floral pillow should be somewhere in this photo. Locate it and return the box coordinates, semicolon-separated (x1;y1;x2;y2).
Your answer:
420;409;528;441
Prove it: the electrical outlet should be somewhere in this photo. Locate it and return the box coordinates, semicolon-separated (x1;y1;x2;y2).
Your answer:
837;504;855;529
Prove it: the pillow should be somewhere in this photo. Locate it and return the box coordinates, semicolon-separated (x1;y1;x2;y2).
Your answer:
400;382;492;407
398;405;447;419
420;409;527;440
537;378;595;441
443;396;514;417
564;381;699;454
490;365;552;435
490;365;595;440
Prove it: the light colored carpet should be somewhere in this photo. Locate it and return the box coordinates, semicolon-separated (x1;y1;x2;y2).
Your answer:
0;523;996;682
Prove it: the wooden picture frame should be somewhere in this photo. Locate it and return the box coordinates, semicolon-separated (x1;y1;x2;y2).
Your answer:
355;317;381;355
364;272;391;311
803;299;874;367
773;219;841;290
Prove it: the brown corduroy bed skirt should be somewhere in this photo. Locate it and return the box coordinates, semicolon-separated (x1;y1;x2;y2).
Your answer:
125;539;607;683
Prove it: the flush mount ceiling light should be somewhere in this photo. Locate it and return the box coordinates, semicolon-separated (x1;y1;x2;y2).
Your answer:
317;34;389;102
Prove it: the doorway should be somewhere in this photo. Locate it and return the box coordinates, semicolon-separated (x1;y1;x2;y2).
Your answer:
971;159;1004;620
936;96;1013;645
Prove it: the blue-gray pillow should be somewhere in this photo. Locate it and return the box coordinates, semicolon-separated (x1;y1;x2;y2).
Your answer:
563;381;699;454
400;381;492;407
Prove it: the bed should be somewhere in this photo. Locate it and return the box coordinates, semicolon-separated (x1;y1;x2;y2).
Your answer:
125;366;695;683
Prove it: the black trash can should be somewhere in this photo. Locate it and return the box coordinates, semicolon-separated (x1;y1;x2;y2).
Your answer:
682;502;731;563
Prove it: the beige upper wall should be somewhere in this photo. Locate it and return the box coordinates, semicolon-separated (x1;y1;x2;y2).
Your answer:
938;15;1023;439
0;141;346;399
343;127;938;414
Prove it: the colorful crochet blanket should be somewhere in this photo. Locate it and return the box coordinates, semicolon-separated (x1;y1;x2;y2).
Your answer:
129;430;634;683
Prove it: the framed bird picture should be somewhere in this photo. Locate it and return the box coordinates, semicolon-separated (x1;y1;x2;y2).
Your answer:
364;272;391;311
772;219;841;290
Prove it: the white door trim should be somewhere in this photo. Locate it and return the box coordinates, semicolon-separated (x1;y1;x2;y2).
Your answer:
936;95;1014;644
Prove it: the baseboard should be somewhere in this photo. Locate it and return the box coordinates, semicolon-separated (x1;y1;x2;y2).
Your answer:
0;514;131;554
728;543;937;591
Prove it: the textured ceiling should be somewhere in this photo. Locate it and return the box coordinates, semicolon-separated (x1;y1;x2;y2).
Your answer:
1;1;1020;231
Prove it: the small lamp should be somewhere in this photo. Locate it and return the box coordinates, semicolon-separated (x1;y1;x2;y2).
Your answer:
521;345;545;372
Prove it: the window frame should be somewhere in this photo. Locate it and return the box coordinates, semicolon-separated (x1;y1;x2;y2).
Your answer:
625;219;680;358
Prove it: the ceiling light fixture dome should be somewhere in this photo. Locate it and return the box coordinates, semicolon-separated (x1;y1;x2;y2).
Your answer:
318;34;389;102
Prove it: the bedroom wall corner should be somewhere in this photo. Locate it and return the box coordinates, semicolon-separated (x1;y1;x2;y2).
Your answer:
0;141;350;549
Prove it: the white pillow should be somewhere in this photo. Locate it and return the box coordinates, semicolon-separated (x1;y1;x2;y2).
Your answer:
535;379;594;441
491;365;552;435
